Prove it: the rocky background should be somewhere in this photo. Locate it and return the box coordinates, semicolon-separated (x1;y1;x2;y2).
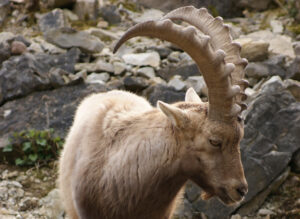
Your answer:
0;0;299;218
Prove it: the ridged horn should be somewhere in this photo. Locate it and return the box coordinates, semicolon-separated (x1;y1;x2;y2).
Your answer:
114;14;240;123
163;6;248;113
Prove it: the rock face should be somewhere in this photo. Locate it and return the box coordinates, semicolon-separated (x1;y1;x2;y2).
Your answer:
0;48;81;105
0;83;108;148
177;78;300;218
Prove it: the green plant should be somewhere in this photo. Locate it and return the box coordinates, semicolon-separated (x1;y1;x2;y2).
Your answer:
2;129;64;166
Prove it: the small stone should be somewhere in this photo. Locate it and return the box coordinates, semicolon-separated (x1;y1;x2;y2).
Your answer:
185;76;207;96
63;9;79;22
11;41;27;55
86;72;110;84
168;75;186;91
38;9;69;33
270;20;283;34
167;51;181;63
99;5;121;25
137;67;156;79
149;77;167;85
122;52;161;68
113;62;127;75
235;38;269;61
123;76;149;92
258;208;275;216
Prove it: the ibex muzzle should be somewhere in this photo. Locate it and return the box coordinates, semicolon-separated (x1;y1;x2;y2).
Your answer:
59;6;248;219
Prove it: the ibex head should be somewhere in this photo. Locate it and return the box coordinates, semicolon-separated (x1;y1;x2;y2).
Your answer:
114;6;248;205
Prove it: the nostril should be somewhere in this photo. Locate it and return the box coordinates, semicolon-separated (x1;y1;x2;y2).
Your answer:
236;185;247;197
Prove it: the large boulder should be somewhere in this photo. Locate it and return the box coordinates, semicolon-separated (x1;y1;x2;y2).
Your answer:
176;77;300;218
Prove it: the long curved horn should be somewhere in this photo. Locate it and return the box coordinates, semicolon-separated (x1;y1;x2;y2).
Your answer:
163;6;248;112
113;18;240;123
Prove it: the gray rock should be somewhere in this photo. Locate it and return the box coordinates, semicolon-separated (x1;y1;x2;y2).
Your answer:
237;167;289;216
74;0;98;20
44;28;104;53
168;75;186;91
123;76;149;92
185;76;207;96
148;46;172;59
86;72;110;84
38;9;70;33
122;52;161;68
167;51;181;63
99;5;121;25
245;56;286;80
137;67;156;79
0;83;108;149
0;48;81;105
113;62;127;75
157;63;201;81
144;84;185;106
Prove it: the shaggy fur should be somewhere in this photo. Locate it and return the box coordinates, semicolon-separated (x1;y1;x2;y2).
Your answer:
58;89;247;219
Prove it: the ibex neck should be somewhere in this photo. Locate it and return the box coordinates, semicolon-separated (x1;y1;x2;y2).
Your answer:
101;109;187;217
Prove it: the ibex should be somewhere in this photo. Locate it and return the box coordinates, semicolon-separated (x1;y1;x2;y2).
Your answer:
58;6;249;219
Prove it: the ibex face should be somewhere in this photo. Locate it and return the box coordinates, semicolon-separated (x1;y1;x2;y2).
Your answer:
177;101;247;205
114;6;250;206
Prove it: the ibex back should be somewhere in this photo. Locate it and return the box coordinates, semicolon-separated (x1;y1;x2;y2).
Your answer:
59;6;249;219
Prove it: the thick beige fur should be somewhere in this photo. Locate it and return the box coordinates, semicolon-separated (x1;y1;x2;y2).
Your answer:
58;89;247;219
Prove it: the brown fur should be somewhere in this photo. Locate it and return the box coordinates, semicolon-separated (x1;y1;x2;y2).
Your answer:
58;89;247;219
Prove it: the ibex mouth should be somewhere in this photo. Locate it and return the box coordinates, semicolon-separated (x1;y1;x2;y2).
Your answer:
217;187;243;206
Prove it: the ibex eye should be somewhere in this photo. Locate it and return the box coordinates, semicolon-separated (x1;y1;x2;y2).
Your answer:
209;139;222;147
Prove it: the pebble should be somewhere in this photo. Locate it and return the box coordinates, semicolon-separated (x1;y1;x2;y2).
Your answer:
137;67;156;79
168;75;186;91
258;208;275;216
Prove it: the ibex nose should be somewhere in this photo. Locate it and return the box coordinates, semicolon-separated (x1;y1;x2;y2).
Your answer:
236;184;248;197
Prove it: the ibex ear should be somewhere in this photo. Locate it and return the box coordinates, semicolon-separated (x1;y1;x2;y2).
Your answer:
157;101;188;128
185;87;202;103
